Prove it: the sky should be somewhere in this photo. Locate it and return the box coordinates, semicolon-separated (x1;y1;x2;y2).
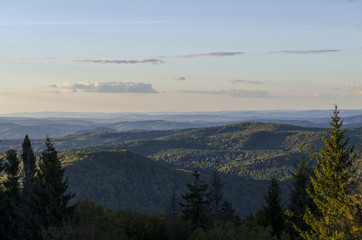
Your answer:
0;0;361;113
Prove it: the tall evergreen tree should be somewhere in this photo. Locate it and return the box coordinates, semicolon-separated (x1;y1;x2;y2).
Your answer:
33;137;75;230
262;176;284;239
22;135;36;198
207;171;223;221
15;135;39;240
286;146;316;239
180;170;209;230
301;105;361;240
206;171;238;226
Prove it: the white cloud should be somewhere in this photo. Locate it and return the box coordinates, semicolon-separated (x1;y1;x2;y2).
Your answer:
182;89;271;98
50;81;157;93
172;76;186;81
75;58;164;65
269;50;340;54
178;52;245;58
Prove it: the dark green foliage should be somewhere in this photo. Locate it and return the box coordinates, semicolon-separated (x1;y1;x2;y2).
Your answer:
62;150;188;213
1;149;21;238
285;147;316;239
33;137;75;231
43;198;193;240
190;221;290;240
180;171;209;230
260;176;284;239
206;171;238;226
22;135;36;197
168;188;179;222
302;106;361;239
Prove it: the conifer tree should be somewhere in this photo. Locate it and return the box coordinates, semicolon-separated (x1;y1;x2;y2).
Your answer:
262;176;284;239
33;137;75;229
207;171;223;221
22;135;36;198
286;147;316;239
180;170;209;230
2;149;21;238
16;135;39;240
206;171;238;225
301;105;361;240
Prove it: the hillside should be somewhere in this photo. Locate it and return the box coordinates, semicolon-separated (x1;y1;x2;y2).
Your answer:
77;122;361;181
1;121;360;217
60;149;286;217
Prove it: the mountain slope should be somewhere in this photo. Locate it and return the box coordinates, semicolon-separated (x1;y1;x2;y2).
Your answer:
61;149;285;217
77;122;361;181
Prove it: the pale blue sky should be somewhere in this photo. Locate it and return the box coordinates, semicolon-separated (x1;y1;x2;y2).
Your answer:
0;0;361;113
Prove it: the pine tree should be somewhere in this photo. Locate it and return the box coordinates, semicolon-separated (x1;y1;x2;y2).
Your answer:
33;137;75;229
180;170;209;230
262;176;284;239
301;105;361;240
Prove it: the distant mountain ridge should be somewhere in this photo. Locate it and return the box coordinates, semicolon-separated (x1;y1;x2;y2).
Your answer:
0;110;361;139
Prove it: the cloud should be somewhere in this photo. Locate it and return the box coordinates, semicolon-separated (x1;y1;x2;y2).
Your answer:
178;52;245;58
0;21;173;26
75;58;164;65
347;85;362;95
269;50;340;54
50;81;157;93
230;80;262;85
182;89;270;98
172;76;186;81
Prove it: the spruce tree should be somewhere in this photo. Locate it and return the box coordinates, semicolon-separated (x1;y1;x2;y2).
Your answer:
16;135;39;240
33;137;75;229
262;176;284;239
180;170;209;230
206;171;238;225
286;147;316;239
207;171;223;221
301;105;361;240
22;135;36;198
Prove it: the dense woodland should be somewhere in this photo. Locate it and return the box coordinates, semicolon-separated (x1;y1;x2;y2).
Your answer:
0;106;361;239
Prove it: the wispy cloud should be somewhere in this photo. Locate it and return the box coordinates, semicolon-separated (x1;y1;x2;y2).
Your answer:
269;50;340;54
50;81;157;93
178;52;245;58
347;85;362;95
75;58;164;65
172;76;186;81
0;21;173;27
230;80;262;85
182;89;271;98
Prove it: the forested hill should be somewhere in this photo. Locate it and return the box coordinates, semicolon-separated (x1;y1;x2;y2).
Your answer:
1;122;360;217
60;149;279;217
61;150;188;213
74;122;361;181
